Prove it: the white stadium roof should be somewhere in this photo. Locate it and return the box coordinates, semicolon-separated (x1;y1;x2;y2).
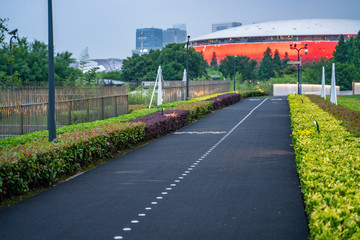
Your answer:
192;19;360;41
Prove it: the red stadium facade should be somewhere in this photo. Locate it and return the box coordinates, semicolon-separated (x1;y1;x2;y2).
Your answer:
191;19;360;63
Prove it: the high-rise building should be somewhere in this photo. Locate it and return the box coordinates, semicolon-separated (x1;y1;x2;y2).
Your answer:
173;23;187;31
134;28;163;55
163;28;187;47
212;22;242;32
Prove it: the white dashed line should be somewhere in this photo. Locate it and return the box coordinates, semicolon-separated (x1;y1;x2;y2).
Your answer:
115;98;268;240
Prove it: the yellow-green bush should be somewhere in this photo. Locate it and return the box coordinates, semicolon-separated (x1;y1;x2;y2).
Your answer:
289;95;360;239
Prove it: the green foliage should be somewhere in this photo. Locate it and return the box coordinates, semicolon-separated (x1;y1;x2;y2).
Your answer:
0;122;146;197
258;48;275;80
331;32;360;90
0;18;8;44
0;37;80;87
289;95;360;239
100;70;123;80
308;95;360;137
210;52;218;70
121;43;207;81
219;55;257;81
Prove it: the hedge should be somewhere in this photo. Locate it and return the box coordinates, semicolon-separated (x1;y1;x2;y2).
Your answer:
289;95;360;239
128;110;189;140
307;95;360;137
0;122;145;199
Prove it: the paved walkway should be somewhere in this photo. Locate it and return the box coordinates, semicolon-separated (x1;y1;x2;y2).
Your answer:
0;96;308;240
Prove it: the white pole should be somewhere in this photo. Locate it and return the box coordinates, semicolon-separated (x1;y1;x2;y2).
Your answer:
321;66;326;99
330;63;337;105
157;66;163;106
149;66;161;108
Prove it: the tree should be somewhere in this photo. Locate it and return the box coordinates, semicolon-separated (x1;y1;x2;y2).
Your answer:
333;35;347;63
79;47;90;72
210;52;218;70
121;43;207;81
0;18;9;44
331;32;360;90
219;55;257;81
258;48;275;80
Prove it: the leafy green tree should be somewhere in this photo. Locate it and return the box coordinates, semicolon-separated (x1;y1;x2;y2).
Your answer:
121;43;207;81
331;32;360;90
0;18;8;44
210;52;218;70
333;35;347;63
258;48;275;80
219;55;257;81
273;50;282;73
79;47;90;72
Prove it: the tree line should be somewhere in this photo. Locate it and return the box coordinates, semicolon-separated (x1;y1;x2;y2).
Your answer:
1;17;359;91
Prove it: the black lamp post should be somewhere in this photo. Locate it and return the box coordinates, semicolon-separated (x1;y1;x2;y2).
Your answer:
290;42;308;95
186;35;190;100
8;29;18;91
48;0;56;142
233;56;237;91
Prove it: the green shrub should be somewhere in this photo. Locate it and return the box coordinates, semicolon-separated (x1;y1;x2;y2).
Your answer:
289;95;360;239
0;122;145;199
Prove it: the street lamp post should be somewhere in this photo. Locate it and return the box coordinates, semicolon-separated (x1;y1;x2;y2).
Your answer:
290;43;308;95
8;29;18;91
48;0;56;142
186;35;190;100
233;56;237;91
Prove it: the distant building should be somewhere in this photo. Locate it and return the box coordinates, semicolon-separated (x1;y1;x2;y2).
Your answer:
92;58;123;72
134;28;163;55
192;19;360;63
133;25;187;55
173;23;187;31
212;22;242;32
163;28;187;47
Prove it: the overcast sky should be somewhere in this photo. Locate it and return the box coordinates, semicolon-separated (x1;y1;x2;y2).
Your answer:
1;0;360;60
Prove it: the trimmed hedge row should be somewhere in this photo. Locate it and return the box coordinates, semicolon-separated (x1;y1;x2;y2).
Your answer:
206;93;241;109
307;95;360;137
0;122;145;199
288;95;360;239
128;110;189;140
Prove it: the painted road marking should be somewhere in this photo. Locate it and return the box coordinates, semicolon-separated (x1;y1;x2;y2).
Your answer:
174;131;226;135
114;97;268;239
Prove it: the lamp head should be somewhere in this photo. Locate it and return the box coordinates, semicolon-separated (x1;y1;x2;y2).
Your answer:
8;29;18;35
305;49;309;55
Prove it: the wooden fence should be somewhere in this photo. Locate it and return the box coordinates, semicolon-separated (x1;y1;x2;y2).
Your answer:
162;80;230;102
0;94;128;139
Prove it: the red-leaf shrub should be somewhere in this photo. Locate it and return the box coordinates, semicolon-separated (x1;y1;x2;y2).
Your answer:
128;110;189;140
205;93;241;109
308;95;360;137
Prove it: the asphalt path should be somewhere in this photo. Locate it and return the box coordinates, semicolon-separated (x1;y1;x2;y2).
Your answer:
0;96;308;240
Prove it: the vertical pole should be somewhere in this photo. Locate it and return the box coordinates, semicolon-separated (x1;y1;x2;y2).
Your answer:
101;97;104;120
299;55;302;95
68;100;72;125
114;96;118;116
186;36;190;100
233;57;236;91
20;105;24;135
86;99;90;121
48;0;56;142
